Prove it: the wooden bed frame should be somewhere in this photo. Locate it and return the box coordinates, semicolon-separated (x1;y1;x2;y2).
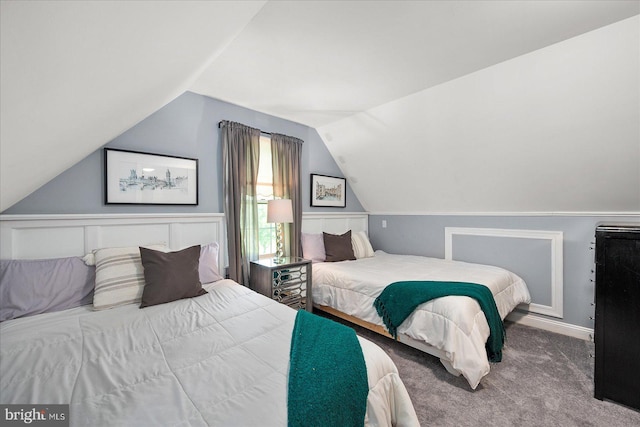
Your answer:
313;305;461;377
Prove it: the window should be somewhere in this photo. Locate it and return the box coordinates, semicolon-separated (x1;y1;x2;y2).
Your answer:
256;135;275;258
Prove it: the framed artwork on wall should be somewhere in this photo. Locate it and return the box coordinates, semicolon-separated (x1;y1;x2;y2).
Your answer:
105;148;198;205
310;174;346;208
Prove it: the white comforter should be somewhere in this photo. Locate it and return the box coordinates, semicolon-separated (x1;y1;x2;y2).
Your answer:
1;279;418;427
312;251;532;389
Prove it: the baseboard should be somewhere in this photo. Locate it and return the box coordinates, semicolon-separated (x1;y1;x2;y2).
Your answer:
506;311;593;342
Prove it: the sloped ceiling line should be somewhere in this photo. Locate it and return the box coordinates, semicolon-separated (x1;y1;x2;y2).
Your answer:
2;1;639;212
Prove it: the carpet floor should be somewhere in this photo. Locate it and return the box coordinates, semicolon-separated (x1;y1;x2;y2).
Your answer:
318;312;640;427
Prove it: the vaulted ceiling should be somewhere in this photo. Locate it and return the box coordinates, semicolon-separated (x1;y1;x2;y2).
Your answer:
2;1;639;212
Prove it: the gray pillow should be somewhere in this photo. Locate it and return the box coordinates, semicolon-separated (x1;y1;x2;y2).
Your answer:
323;231;356;262
0;257;95;322
139;245;207;308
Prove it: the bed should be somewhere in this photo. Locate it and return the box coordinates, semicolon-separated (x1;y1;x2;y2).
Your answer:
305;230;531;389
0;215;419;427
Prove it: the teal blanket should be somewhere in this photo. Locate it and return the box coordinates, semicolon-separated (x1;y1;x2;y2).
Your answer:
373;281;505;363
288;310;369;427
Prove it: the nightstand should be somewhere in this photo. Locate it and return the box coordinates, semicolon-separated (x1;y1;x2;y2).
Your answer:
249;257;312;312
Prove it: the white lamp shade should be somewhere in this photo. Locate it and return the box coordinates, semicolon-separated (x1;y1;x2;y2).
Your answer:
267;199;293;223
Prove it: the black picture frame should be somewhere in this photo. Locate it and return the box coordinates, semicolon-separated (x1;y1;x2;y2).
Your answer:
104;148;198;205
310;174;346;208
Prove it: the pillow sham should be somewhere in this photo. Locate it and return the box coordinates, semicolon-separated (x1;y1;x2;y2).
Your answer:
199;242;224;283
82;241;166;266
323;231;356;262
139;245;206;308
92;244;166;310
301;233;326;263
352;231;375;259
0;257;95;322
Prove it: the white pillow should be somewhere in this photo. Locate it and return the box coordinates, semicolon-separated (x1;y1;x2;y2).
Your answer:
351;231;374;259
82;252;96;266
92;244;166;310
199;242;224;283
301;233;326;263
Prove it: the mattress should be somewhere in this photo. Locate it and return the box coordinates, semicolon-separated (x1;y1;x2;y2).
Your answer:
312;251;532;389
0;279;418;426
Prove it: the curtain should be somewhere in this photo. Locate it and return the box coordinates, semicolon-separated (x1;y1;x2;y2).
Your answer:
221;121;261;285
271;133;303;258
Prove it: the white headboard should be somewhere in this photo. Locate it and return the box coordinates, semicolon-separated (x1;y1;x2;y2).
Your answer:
0;214;226;270
0;212;367;267
301;213;368;235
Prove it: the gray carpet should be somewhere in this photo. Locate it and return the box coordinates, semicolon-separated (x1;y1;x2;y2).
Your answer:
318;312;640;426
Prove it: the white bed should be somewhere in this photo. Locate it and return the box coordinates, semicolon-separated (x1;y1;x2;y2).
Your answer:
1;278;418;427
312;250;532;389
0;214;419;427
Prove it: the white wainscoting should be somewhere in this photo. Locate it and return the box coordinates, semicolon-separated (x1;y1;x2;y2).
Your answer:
445;227;564;319
4;213;588;338
299;216;591;340
301;212;368;235
0;214;226;271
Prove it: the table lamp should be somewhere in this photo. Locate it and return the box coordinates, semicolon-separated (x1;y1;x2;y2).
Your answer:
267;199;293;263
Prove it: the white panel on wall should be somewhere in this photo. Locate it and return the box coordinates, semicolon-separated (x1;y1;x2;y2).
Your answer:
12;227;85;259
300;218;324;233
94;224;170;251
174;223;222;247
445;227;564;318
301;213;368;235
0;214;226;268
452;235;553;306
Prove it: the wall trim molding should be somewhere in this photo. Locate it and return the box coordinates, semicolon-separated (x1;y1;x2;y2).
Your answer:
507;311;593;342
369;211;640;217
0;213;225;221
0;214;226;269
445;226;564;319
302;211;369;217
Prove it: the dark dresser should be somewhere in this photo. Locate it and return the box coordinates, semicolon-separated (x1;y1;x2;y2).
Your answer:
594;224;640;410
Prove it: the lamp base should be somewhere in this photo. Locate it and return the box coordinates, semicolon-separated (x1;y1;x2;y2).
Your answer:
274;223;285;263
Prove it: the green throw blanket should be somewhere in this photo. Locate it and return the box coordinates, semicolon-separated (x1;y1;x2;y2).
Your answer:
288;310;369;427
373;281;505;363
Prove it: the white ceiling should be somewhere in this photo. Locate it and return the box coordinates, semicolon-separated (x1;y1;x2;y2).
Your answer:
2;1;639;212
191;0;640;128
0;0;266;211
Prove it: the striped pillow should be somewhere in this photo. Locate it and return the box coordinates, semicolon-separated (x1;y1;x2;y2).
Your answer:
92;244;166;310
351;231;374;259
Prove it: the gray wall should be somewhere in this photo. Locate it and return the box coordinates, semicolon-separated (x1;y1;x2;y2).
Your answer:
369;214;640;329
7;89;637;334
3;91;364;214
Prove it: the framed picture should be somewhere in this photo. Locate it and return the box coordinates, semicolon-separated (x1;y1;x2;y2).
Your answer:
105;148;198;205
310;174;346;207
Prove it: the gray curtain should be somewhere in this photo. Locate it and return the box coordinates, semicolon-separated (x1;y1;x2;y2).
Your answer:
221;121;261;285
271;133;303;258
